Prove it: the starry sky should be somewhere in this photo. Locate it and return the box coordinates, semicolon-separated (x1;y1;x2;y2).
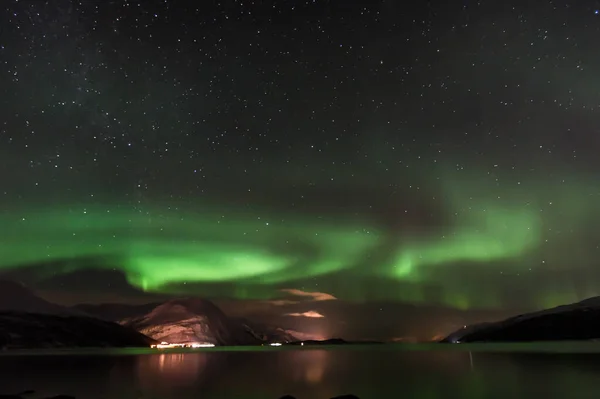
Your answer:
2;0;600;339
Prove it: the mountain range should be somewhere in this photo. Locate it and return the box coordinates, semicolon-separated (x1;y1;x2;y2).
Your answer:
0;279;83;316
77;297;297;346
0;280;154;349
0;279;295;349
9;275;600;348
443;296;600;343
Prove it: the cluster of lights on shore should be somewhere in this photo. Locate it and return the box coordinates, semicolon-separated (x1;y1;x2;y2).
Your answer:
149;341;303;349
150;341;216;349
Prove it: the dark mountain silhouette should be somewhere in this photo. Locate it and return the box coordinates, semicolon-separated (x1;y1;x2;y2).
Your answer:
442;296;600;343
0;280;154;349
0;311;155;350
234;317;297;343
0;280;82;315
74;302;160;321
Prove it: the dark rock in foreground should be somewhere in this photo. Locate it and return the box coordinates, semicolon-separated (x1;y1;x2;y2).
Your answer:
443;296;600;343
277;396;361;399
3;394;360;399
0;394;74;399
0;311;155;350
0;390;35;398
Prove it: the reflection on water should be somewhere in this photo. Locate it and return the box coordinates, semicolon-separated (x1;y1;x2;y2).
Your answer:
137;352;210;388
1;345;600;398
288;349;330;385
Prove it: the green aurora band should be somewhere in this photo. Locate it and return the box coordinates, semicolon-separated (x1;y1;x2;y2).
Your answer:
2;171;600;310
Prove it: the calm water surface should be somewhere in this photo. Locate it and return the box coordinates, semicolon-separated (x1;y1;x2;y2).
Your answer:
1;343;600;398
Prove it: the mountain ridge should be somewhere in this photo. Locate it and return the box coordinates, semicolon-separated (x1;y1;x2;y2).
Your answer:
78;297;298;345
0;279;154;349
443;296;600;343
0;279;297;346
0;279;85;316
119;297;296;345
0;310;156;349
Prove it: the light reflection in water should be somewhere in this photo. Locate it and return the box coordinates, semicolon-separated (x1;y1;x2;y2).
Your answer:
287;349;330;385
3;346;600;398
136;352;209;388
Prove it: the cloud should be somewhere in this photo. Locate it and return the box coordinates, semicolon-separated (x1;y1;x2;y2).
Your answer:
266;299;297;306
284;329;327;341
285;310;326;318
280;288;337;302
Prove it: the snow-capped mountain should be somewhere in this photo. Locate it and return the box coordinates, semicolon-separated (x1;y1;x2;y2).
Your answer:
119;298;293;345
119;297;261;345
79;297;298;346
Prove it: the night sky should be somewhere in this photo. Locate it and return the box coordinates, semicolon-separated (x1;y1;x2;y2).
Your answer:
2;0;600;340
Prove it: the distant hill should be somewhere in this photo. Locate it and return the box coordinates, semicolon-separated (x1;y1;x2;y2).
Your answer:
74;302;160;321
442;297;600;343
234;317;297;343
80;298;297;346
0;280;83;315
0;311;156;349
0;279;154;349
0;279;296;347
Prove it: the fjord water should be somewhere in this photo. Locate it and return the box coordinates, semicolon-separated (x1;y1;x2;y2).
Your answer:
1;344;600;398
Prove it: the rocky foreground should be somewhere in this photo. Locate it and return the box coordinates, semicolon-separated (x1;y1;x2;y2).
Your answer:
1;393;361;399
280;395;360;399
0;392;72;399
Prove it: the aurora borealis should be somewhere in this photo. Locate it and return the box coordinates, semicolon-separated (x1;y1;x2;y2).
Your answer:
2;0;600;323
4;168;600;311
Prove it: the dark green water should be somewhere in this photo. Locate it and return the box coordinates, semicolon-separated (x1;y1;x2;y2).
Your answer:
1;343;600;398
